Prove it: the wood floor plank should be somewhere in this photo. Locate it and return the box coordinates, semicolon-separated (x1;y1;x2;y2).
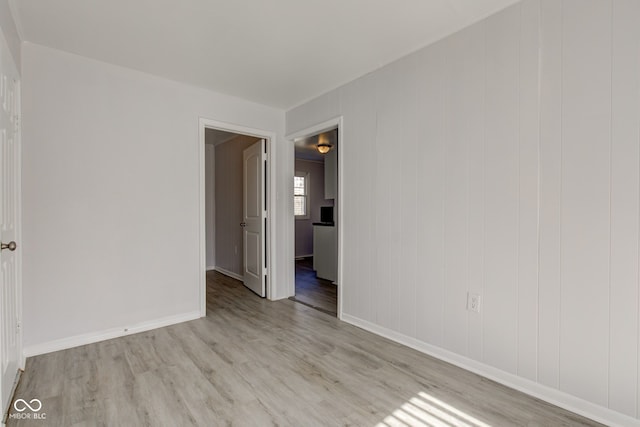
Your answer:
7;271;605;426
291;257;338;316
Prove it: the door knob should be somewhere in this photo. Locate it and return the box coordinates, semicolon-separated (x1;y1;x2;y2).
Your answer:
1;241;16;251
240;222;247;227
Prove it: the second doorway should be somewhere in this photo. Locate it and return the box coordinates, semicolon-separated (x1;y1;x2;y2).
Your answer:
291;128;338;316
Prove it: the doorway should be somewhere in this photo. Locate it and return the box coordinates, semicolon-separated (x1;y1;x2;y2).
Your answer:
290;127;339;317
199;119;275;314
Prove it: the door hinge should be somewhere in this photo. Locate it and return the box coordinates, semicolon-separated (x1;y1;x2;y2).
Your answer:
16;320;21;334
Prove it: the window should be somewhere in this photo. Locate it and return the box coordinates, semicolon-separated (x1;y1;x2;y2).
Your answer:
294;172;309;219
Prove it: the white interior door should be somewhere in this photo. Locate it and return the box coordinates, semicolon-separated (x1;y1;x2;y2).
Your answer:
0;32;21;415
242;139;266;297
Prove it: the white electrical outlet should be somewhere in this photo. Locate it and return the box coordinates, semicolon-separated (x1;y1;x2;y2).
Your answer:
468;292;481;313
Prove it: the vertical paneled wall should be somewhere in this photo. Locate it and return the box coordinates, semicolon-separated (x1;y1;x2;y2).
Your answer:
286;0;640;421
537;0;562;391
610;0;640;416
517;0;541;382
559;0;612;407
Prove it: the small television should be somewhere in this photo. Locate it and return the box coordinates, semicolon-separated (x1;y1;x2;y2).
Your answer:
320;206;334;224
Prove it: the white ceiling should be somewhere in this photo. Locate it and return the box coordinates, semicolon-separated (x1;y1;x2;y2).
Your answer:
204;128;240;146
295;129;338;162
10;0;519;109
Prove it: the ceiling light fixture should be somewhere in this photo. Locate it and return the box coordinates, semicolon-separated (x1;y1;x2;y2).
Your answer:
317;143;333;154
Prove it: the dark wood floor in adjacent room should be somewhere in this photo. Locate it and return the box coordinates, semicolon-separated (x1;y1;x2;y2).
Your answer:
290;257;337;316
8;271;604;426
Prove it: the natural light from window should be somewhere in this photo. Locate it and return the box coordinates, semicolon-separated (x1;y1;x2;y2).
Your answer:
377;391;492;427
294;174;308;217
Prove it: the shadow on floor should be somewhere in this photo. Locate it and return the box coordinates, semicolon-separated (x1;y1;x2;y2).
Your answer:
289;257;337;316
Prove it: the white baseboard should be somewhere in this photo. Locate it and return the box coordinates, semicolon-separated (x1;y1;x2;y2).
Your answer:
23;311;202;358
341;314;639;427
214;266;244;282
206;265;216;271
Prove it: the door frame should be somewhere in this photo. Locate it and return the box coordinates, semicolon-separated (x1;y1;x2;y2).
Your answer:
198;118;276;315
286;117;344;319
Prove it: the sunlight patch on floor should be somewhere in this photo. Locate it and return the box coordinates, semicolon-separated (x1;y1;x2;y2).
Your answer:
378;391;492;427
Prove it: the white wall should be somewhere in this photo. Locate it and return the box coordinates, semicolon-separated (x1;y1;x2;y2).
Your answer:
286;0;640;425
0;0;20;73
21;42;288;352
205;144;215;269
214;135;260;276
205;135;261;276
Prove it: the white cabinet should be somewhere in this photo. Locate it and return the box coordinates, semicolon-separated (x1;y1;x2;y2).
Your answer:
324;148;337;200
313;225;337;282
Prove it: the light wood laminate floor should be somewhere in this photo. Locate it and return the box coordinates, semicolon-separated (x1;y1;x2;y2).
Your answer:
290;257;337;316
7;271;603;426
